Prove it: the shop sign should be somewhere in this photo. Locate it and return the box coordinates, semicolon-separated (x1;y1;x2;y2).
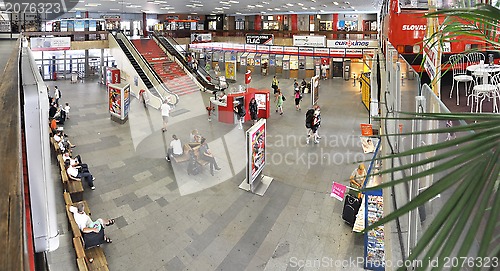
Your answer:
246;34;274;45
293;35;326;47
31;37;71;51
346;48;363;57
283;46;298;55
191;33;212;43
298;47;314;56
314;48;329;57
327;40;378;48
101;15;121;20
329;48;345;57
245;44;257;52
257;45;270;53
270;46;283;54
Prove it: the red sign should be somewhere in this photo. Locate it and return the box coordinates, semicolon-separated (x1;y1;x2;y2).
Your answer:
245;70;252;84
360;123;373;136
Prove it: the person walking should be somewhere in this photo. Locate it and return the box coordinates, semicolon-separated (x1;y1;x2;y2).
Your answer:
306;105;321;144
249;98;258;124
160;99;171;132
233;100;246;129
54;86;61;106
271;76;279;94
294;88;302;111
275;89;284;115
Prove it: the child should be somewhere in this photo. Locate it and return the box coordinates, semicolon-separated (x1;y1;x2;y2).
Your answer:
64;102;71;119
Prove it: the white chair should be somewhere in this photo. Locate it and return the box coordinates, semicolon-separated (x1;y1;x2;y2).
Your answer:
450;54;473;105
467;52;489;84
490;73;500;113
469;73;500;113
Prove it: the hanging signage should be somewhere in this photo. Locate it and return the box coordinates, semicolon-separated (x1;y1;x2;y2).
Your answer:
30;37;71;51
246;34;274;45
330;182;347;201
293;35;326;47
270;46;283;54
329;48;345;57
101;15;121;20
245;44;257;52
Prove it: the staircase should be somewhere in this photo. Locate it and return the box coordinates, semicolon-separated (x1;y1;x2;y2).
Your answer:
131;39;200;96
116;39;154;90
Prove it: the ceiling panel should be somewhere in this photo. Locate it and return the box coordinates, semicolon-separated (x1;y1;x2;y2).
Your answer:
72;0;383;15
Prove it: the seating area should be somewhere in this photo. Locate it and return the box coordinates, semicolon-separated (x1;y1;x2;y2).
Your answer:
170;142;208;167
448;52;500;113
49;119;109;270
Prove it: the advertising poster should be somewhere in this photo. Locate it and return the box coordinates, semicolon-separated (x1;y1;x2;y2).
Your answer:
311;76;320;105
364;191;385;270
123;85;130;118
75;20;85;31
30;37;71;51
108;86;121;116
225;61;236;81
255;93;266;110
330;182;347;201
247;119;266;185
61;20;68;31
89;20;97;31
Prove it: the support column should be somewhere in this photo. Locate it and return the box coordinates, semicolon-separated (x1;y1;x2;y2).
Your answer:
100;49;104;83
142;12;148;37
63;50;67;79
291;14;298;31
84;49;89;78
254;15;261;31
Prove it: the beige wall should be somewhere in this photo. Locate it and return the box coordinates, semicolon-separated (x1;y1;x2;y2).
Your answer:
70;40;109;50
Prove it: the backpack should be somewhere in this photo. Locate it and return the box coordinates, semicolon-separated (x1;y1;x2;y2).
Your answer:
305;109;315;128
239;105;246;117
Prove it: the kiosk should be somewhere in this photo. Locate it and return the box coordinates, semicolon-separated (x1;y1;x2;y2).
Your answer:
298;56;306;79
209;87;270;124
240;52;248;73
103;67;120;86
108;82;130;124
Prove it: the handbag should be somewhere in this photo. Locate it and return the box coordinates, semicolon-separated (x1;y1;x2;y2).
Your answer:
282;95;286;101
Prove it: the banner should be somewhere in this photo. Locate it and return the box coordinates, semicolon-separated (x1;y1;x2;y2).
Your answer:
330;182;347;201
108;85;122;116
30;37;71;51
327;40;378;48
246;34;274;45
247;119;266;186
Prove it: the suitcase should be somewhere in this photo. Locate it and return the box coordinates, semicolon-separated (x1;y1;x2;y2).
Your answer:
342;194;361;226
187;154;201;175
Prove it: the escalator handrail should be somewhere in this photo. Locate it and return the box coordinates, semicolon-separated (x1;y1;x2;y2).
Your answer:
153;32;220;91
116;32;179;105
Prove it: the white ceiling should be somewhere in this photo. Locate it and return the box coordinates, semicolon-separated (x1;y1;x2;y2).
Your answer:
73;0;383;15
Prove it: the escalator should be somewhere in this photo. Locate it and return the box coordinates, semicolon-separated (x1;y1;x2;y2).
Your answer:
116;39;154;90
152;33;221;93
112;32;179;106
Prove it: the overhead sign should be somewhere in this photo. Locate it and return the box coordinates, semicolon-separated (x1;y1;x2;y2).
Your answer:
30;37;71;51
246;34;274;45
293;35;326;47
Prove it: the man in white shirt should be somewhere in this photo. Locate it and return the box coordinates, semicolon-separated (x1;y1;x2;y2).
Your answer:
66;163;96;190
69;202;114;244
160;99;171;132
166;134;183;162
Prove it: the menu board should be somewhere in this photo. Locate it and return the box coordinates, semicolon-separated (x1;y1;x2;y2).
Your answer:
365;193;385;270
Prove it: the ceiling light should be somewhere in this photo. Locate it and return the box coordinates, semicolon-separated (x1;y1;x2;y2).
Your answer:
126;4;141;8
222;6;229;9
310;7;316;9
274;8;281;10
167;11;175;13
255;4;263;7
333;1;339;5
229;0;239;3
214;7;223;10
267;8;273;11
262;1;269;4
220;1;229;4
301;7;307;9
247;5;255;8
286;3;294;6
110;8;120;10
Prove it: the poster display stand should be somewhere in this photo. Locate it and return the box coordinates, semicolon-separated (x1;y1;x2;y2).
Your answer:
239;119;273;196
108;82;130;124
311;75;320;106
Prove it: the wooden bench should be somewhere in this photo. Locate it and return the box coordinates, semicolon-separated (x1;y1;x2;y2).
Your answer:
61;167;84;202
171;143;208;166
64;193;109;271
51;137;61;155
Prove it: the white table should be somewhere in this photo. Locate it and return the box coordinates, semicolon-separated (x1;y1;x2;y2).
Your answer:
466;64;500;73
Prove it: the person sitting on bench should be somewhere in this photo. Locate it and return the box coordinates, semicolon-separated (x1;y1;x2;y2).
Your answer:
69;202;115;248
66;162;96;190
199;137;221;176
166;134;183;162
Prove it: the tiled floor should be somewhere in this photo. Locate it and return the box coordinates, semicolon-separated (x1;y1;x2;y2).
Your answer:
46;71;373;270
